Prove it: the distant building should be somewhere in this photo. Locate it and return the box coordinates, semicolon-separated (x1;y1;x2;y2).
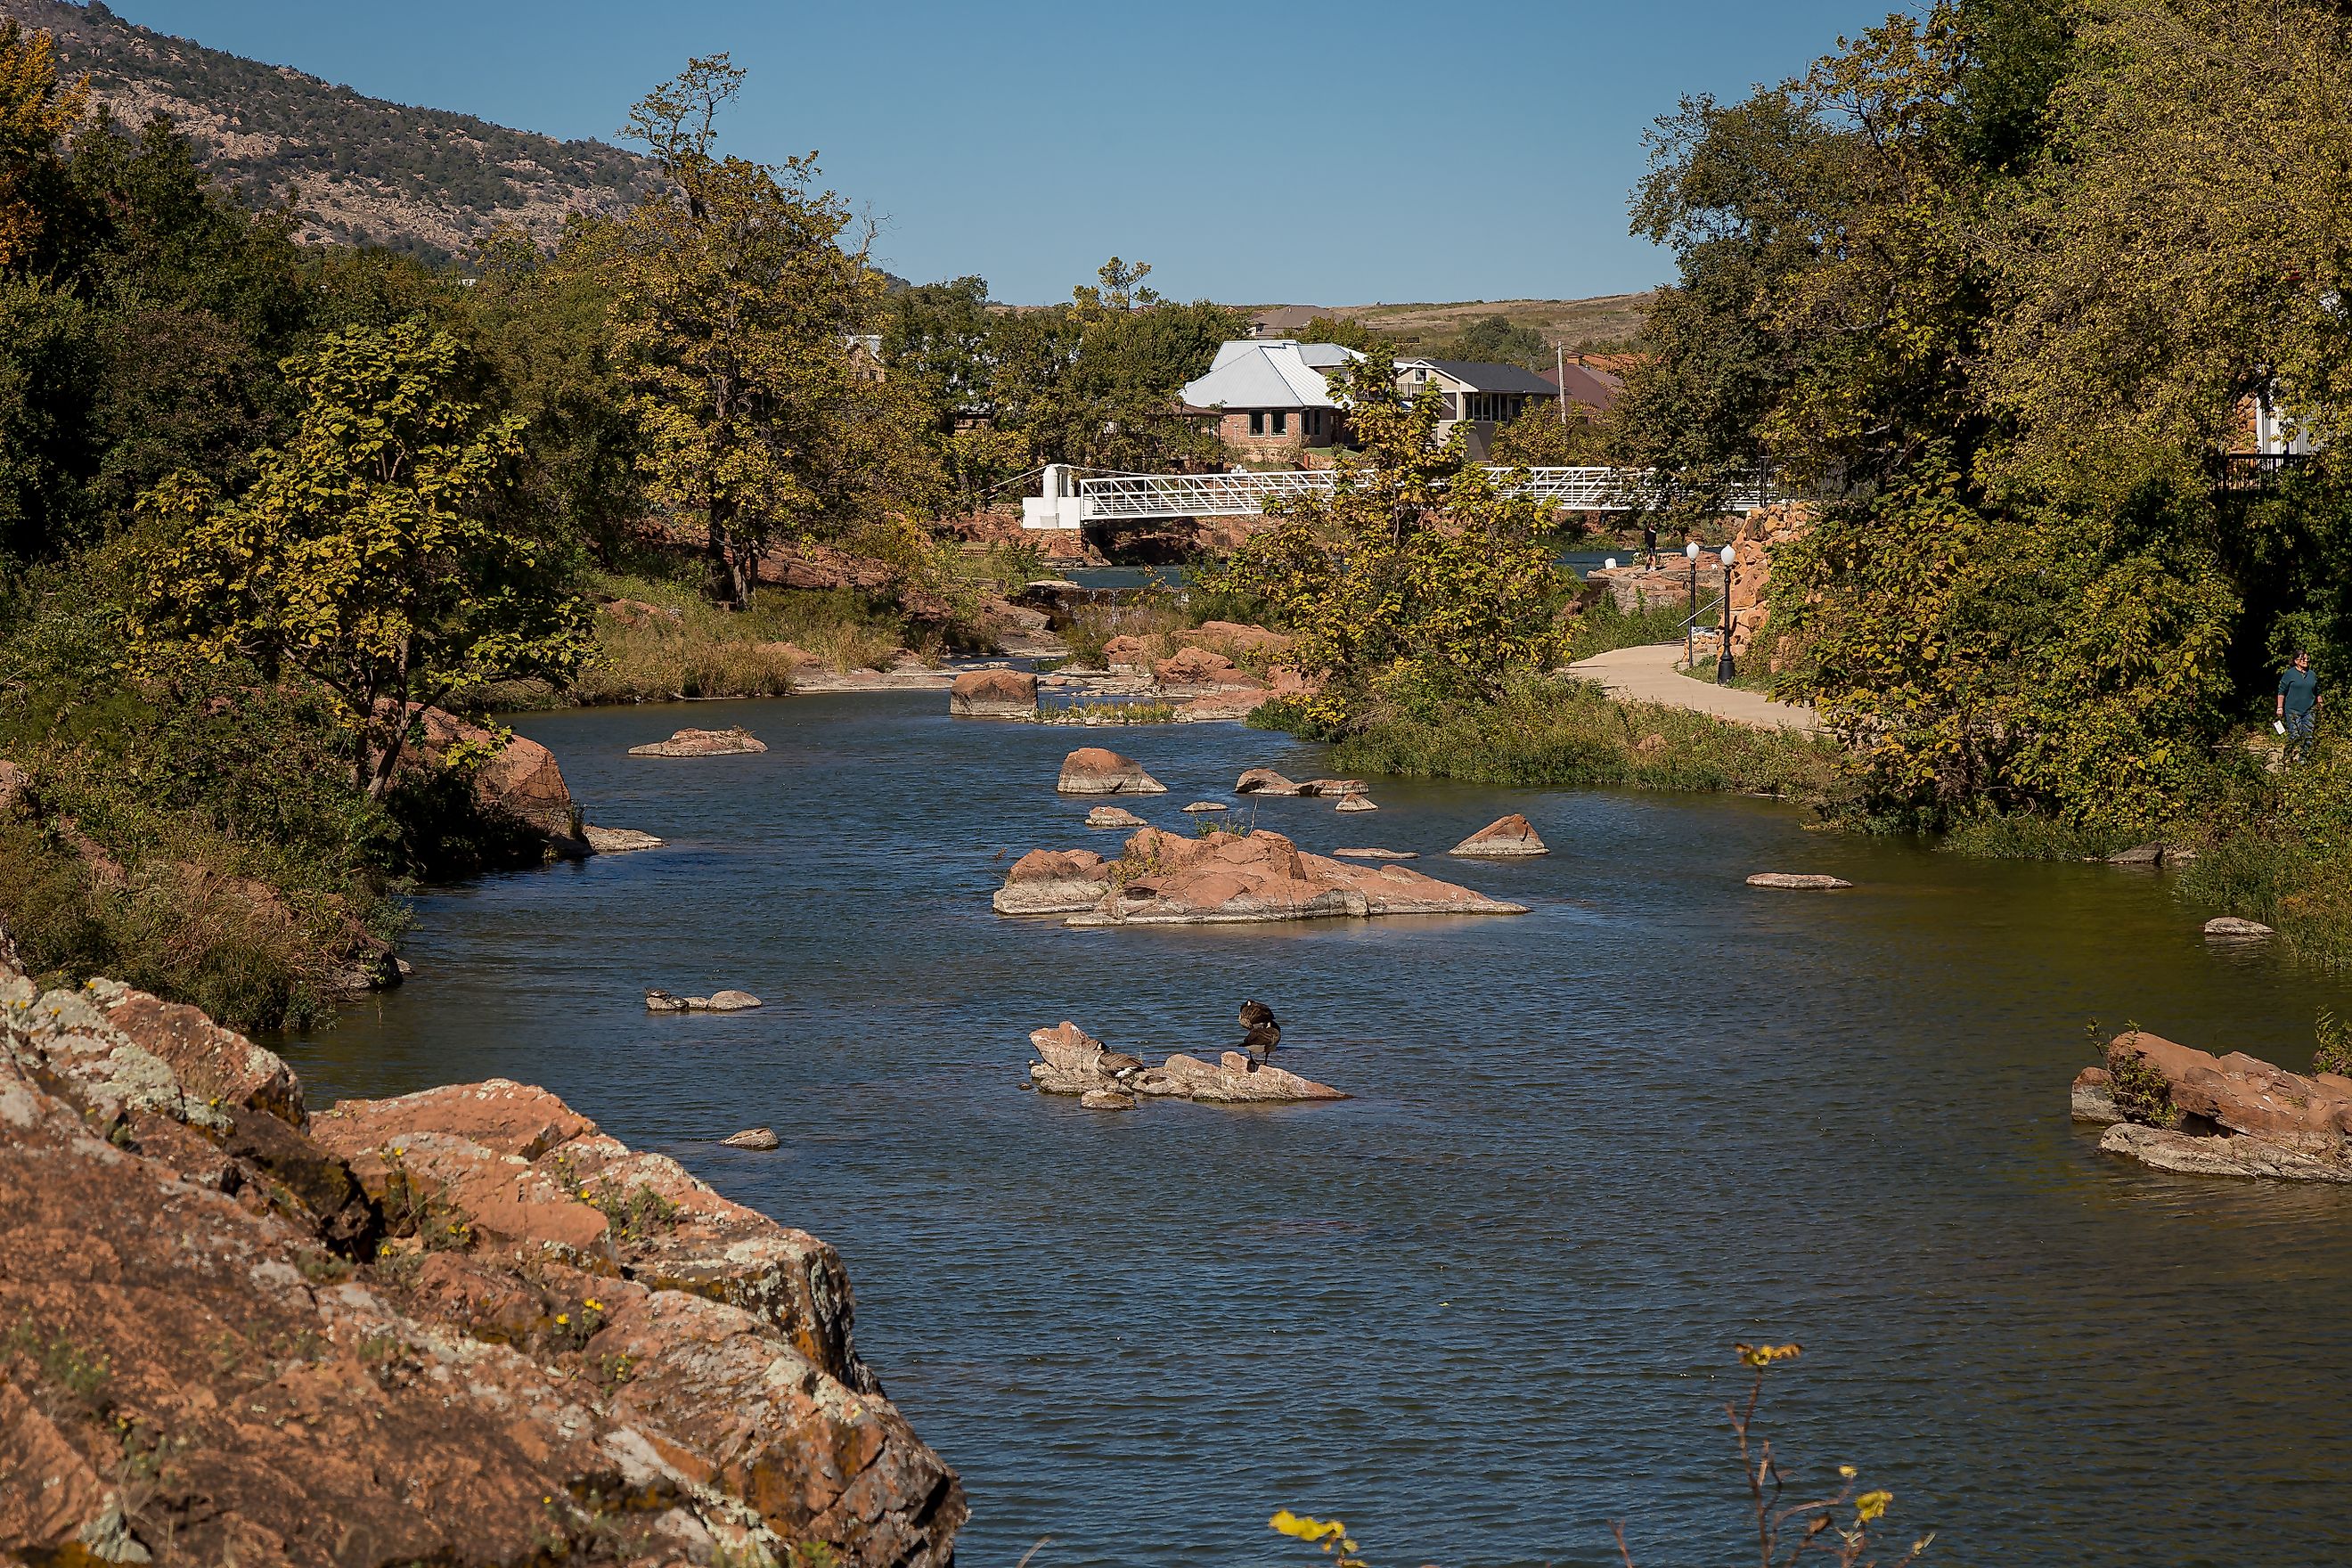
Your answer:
1181;340;1363;457
1396;359;1561;459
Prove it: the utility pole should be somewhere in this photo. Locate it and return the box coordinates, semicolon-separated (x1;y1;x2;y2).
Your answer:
1556;345;1569;426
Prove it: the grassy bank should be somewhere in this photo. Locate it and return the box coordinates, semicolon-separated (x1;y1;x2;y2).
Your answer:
0;572;412;1029
485;574;918;708
1255;673;1843;799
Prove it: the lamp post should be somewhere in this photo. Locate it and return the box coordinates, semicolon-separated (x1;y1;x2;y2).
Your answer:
1716;543;1737;685
1685;539;1701;669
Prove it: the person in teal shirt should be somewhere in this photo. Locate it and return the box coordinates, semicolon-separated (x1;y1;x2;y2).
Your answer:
2278;650;2322;764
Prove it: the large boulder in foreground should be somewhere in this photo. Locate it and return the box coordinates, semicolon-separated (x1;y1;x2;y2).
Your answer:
0;957;964;1567
1056;747;1166;795
2087;1029;2352;1182
630;725;768;758
1000;827;1524;927
949;667;1039;719
1449;813;1548;857
1027;1021;1345;1105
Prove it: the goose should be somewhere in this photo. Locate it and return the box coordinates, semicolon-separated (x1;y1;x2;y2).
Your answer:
1237;1000;1282;1073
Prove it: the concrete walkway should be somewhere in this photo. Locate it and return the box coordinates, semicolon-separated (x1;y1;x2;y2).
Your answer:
1566;642;1823;733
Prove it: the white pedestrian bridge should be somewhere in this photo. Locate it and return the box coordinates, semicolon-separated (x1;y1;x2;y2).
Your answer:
1019;462;1779;529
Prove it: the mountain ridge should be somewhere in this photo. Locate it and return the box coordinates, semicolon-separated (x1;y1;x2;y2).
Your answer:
3;0;657;262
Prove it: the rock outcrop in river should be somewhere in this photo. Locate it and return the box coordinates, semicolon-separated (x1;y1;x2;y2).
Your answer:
948;668;1039;718
629;726;769;758
993;827;1525;926
2076;1029;2352;1181
0;957;964;1566
1028;1021;1346;1105
1056;747;1166;795
1449;814;1548;857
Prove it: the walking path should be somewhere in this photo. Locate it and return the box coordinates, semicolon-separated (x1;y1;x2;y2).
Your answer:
1565;642;1824;733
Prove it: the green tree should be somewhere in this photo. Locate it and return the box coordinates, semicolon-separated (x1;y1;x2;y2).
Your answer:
1447;313;1550;371
881;274;1033;509
1296;314;1377;351
590;55;929;604
129;319;591;797
1196;345;1566;728
468;225;646;566
992;257;1243;472
0;20;87;272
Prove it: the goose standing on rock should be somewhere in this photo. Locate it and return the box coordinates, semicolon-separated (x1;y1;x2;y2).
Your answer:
1237;1000;1282;1073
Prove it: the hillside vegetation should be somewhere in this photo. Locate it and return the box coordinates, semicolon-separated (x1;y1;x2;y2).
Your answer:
1249;292;1654;355
0;0;654;259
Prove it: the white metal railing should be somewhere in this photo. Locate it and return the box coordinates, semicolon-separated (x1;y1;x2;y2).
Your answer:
1046;466;1782;524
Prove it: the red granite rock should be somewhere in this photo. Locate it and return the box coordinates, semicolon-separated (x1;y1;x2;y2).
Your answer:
0;955;963;1566
1055;746;1166;795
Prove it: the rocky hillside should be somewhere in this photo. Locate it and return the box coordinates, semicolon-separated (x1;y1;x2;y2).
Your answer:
3;0;656;260
0;948;963;1564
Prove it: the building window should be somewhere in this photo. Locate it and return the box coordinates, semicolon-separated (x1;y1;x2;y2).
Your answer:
1250;411;1265;436
1272;410;1288;436
1305;410;1321;437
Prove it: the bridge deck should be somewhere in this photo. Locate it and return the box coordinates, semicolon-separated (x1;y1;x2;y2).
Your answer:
1023;466;1777;527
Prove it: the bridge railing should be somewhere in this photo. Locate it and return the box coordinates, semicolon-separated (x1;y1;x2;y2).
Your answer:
1067;465;1782;520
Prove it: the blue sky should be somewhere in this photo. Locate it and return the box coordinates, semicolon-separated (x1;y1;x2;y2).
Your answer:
110;0;1881;304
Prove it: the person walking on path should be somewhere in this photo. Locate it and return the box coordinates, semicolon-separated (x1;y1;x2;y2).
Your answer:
1641;522;1659;568
2278;650;2322;764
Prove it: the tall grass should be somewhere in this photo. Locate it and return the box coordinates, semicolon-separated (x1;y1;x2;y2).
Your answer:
1303;674;1842;798
489;574;915;706
1562;596;1699;664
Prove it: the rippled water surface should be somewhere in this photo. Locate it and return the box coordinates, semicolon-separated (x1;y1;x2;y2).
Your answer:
287;693;2352;1568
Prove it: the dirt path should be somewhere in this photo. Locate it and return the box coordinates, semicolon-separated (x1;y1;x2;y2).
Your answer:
1566;642;1823;733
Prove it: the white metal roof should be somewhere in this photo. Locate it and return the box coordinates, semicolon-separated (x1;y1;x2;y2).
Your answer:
1182;341;1359;410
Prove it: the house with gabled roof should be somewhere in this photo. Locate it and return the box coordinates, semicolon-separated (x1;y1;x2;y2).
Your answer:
1180;339;1363;458
1396;358;1563;459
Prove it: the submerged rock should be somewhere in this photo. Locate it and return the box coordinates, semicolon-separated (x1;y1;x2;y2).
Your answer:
949;667;1039;719
1335;796;1377;813
1746;872;1853;890
722;1126;781;1150
1009;827;1524;927
2088;1029;2352;1181
2204;916;2274;939
0;955;964;1566
1028;1021;1345;1105
1086;805;1148;829
993;849;1112;915
1334;847;1417;860
584;824;664;853
646;988;762;1012
629;725;768;758
1056;747;1166;796
1182;801;1229;813
2105;842;2163;866
1449;813;1548;857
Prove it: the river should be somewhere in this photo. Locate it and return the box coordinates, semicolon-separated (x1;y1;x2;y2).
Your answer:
283;692;2352;1568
